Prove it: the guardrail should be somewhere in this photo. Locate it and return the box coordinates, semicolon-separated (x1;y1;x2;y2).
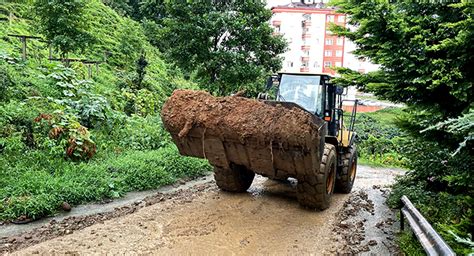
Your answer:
400;195;455;256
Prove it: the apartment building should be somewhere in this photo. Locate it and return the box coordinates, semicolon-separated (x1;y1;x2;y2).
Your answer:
269;0;377;76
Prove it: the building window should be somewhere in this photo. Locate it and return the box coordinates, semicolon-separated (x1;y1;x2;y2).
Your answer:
325;39;333;45
303;50;310;56
302;61;309;67
326;15;334;22
287;61;293;67
303;27;310;32
335;61;342;67
336;50;343;57
326;29;333;35
337;38;344;45
275;25;281;32
313;61;319;68
303;14;311;21
324;50;332;57
338;15;345;23
315;39;319;44
324;61;332;67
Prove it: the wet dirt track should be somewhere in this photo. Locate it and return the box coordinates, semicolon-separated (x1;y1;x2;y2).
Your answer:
4;165;404;255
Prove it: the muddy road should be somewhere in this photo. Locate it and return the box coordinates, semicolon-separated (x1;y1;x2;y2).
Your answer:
1;165;403;255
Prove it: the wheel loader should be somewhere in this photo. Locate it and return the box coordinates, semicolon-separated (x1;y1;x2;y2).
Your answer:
161;73;358;210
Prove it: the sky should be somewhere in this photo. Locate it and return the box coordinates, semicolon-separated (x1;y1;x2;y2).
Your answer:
265;0;291;8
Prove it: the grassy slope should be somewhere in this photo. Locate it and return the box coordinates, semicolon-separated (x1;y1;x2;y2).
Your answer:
0;1;211;221
354;107;407;168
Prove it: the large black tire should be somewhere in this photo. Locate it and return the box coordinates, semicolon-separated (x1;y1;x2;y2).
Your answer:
336;146;357;193
296;143;337;210
214;164;255;192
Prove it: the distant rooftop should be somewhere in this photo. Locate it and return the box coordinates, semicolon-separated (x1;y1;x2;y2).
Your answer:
277;2;326;9
271;0;336;10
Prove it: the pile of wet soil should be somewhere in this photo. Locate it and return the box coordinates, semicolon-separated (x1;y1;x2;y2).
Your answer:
161;90;321;149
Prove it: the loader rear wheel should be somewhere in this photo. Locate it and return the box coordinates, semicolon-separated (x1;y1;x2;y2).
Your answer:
336;146;357;193
214;164;255;192
296;143;336;210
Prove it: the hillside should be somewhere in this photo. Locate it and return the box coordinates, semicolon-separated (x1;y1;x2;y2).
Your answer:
0;1;211;221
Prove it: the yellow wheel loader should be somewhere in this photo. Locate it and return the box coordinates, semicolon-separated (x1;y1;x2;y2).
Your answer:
161;73;358;210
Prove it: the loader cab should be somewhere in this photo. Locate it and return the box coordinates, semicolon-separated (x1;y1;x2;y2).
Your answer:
276;73;325;116
267;73;342;137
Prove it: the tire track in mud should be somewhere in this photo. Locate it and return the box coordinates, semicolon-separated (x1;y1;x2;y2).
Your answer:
1;165;404;255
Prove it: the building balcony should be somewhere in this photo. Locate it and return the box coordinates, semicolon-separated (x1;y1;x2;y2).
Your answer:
301;45;311;50
300;67;310;72
301;56;310;62
272;20;281;26
302;33;311;39
302;20;312;27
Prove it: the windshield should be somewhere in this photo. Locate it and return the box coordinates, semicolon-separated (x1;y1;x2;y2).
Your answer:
277;74;323;115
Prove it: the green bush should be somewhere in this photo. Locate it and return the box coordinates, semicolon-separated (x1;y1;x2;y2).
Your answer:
101;148;212;192
106;114;169;151
0;65;13;101
388;139;474;255
396;231;425;256
0;145;211;221
353;107;408;168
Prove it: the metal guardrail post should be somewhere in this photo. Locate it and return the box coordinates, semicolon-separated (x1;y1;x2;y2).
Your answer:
400;208;405;230
400;195;455;256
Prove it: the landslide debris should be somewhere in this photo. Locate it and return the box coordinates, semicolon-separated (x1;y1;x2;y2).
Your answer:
160;90;321;149
332;189;400;255
0;182;214;255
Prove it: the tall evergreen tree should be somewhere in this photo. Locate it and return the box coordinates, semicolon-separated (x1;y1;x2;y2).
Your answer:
331;1;473;118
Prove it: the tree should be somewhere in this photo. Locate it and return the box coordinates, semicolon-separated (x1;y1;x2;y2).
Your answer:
331;67;387;90
330;2;474;253
34;0;95;58
139;0;166;22
134;53;148;90
102;0;144;20
157;1;287;96
102;0;133;16
331;1;473;118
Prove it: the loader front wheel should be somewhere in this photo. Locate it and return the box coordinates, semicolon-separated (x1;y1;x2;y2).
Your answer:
336;146;357;193
214;164;255;192
296;143;336;210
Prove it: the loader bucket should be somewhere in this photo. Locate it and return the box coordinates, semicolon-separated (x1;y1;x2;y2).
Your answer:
161;90;326;179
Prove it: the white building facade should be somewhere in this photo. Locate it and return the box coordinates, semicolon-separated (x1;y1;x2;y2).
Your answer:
269;0;378;76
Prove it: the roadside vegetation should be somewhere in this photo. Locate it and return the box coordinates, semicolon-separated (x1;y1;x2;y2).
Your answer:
0;1;210;222
0;0;283;222
1;0;472;254
354;107;407;168
332;1;473;254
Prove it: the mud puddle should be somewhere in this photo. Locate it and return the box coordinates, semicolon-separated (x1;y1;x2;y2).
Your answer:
1;165;404;255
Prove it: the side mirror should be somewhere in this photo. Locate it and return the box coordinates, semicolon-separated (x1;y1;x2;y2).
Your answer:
265;77;273;90
265;75;278;90
335;86;344;95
